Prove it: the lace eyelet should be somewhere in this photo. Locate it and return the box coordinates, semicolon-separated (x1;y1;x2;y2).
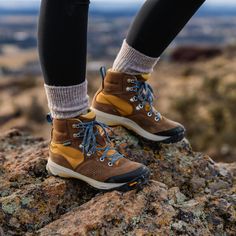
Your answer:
147;112;152;117
139;104;144;109
108;162;113;167
100;157;105;162
134;96;138;101
155;117;160;122
128;79;136;83
87;152;92;157
73;133;78;138
72;124;77;128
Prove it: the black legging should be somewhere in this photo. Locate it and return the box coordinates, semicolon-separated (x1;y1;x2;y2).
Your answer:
38;0;205;86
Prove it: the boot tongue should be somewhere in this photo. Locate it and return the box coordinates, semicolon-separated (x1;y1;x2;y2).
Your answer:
77;110;96;122
74;110;107;147
135;74;160;114
136;73;151;82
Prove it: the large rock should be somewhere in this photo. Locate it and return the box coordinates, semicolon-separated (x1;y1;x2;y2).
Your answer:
170;46;222;62
0;128;235;236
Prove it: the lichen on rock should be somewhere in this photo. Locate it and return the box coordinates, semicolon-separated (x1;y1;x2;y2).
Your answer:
0;128;235;236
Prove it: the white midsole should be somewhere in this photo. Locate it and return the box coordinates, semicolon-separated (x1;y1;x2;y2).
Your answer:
91;107;170;141
46;158;126;190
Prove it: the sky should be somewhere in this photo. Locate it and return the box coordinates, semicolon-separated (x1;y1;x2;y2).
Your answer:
0;0;235;8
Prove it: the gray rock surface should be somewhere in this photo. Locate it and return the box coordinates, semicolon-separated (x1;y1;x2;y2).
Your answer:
0;128;235;236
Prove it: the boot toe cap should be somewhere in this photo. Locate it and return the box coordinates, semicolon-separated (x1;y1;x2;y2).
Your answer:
105;165;150;184
155;125;185;137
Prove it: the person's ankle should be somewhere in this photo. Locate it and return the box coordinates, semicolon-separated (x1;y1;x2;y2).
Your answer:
44;81;89;120
112;39;159;75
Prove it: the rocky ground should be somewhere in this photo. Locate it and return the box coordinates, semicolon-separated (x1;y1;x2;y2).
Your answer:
0;127;236;236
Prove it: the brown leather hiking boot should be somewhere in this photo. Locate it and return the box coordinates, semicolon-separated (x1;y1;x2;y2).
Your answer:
46;110;150;191
91;68;185;143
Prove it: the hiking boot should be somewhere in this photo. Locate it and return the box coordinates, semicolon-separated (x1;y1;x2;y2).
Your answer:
46;110;150;191
91;68;185;143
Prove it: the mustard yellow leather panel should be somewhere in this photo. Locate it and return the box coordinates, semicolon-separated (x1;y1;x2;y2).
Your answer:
50;142;84;169
96;93;133;116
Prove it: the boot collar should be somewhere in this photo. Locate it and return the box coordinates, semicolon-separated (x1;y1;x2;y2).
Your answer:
103;70;151;94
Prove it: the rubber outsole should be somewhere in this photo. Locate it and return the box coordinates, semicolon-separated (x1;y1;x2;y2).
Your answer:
46;158;150;192
91;107;185;144
158;131;185;144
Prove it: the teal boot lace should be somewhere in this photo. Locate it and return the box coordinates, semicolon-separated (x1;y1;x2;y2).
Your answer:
127;78;161;121
72;121;123;166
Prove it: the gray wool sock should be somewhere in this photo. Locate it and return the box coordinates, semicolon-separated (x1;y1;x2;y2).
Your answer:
44;80;89;119
112;39;160;75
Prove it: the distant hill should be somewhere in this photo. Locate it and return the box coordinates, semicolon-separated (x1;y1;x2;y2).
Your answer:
197;5;236;17
0;4;236;17
0;4;235;55
0;8;38;15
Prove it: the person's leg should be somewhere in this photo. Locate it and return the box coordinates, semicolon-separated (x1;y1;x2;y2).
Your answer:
113;0;206;74
92;0;205;143
38;0;150;191
38;0;90;118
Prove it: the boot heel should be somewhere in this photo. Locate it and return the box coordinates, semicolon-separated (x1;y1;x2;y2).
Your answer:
46;159;71;178
91;108;120;126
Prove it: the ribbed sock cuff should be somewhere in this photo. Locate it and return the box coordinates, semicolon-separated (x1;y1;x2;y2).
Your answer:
112;39;160;74
44;81;89;119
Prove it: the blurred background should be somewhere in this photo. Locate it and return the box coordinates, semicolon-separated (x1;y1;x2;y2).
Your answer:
0;0;236;162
